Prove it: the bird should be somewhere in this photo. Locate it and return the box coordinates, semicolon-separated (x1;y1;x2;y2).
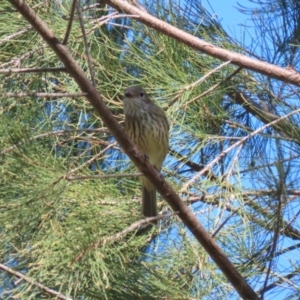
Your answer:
123;86;169;219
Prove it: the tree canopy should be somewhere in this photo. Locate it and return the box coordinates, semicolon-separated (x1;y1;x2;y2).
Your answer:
1;0;300;299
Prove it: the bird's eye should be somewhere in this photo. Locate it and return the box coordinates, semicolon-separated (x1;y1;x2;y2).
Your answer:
140;92;144;97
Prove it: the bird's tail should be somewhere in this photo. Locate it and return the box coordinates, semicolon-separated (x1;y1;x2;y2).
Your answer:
142;186;157;218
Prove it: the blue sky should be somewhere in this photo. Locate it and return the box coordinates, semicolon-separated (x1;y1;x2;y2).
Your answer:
205;0;257;46
206;0;254;28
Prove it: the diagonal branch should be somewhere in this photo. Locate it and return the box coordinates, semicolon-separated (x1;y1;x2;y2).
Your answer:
0;263;72;300
181;107;300;192
257;268;300;295
8;1;259;299
72;212;178;263
230;92;300;141
103;0;300;88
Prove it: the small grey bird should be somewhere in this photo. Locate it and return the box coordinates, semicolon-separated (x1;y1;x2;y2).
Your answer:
123;86;169;218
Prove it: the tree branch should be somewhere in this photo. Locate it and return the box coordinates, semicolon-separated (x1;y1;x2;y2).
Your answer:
72;212;179;263
0;92;87;98
0;263;72;300
181;107;300;192
64;172;143;181
230;92;300;141
257;269;300;295
8;1;260;299
0;67;67;74
103;0;300;88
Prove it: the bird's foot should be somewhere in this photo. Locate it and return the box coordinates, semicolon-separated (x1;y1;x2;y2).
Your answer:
143;153;149;163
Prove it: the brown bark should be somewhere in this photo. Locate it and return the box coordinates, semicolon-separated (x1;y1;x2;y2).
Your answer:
104;0;300;87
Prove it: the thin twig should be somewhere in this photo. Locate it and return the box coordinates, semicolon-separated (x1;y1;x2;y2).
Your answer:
0;67;67;74
0;92;87;98
169;61;232;106
190;189;300;200
84;13;138;36
257;269;300;294
237;152;300;175
284;207;300;231
189;192;300;241
169;148;218;181
63;0;77;45
66;142;117;175
212;210;238;238
90;11;119;24
81;3;102;12
0;45;45;68
76;1;96;86
72;212;179;263
180;107;300;192
65;172;143;181
1;128;109;155
183;67;243;107
261;157;285;298
230;92;300;142
0;263;72;300
0;27;32;46
225;144;243;180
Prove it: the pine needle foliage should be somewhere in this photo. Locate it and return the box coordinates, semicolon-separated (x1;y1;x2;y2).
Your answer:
1;0;300;299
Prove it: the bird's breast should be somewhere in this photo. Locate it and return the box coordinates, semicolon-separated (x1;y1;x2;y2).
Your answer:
125;111;169;169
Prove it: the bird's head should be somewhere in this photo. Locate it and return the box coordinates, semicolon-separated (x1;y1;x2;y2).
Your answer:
123;86;153;112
